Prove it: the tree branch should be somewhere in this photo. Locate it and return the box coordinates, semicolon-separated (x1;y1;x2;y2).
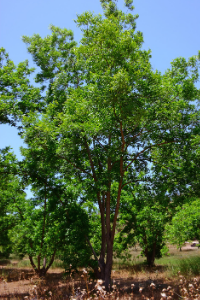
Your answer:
57;154;93;178
29;255;38;274
85;139;98;181
85;236;99;264
45;249;57;273
124;140;175;171
121;178;148;188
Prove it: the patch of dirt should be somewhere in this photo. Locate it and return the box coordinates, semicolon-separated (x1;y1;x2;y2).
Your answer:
0;267;35;297
0;247;199;299
181;244;199;251
0;265;180;299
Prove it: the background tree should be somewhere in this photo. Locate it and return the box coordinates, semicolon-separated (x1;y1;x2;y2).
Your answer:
7;142;92;277
9;192;91;277
116;178;172;267
150;126;200;202
0;148;26;258
0;48;41;128
166;197;200;250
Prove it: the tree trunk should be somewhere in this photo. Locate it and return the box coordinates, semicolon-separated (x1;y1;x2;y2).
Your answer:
37;266;47;277
145;243;156;267
99;211;106;279
104;238;113;289
99;257;105;279
146;252;155;267
28;250;56;277
28;256;49;277
43;257;46;269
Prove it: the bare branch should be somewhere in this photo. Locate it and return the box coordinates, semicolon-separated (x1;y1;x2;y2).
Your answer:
85;139;98;181
121;178;148;188
45;249;57;273
57;154;93;178
86;236;99;263
124;140;175;171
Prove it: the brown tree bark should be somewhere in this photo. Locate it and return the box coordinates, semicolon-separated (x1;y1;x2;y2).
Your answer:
145;241;157;267
104;237;113;289
28;250;56;277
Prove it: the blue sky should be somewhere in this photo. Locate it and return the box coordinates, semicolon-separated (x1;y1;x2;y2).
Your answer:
1;0;200;159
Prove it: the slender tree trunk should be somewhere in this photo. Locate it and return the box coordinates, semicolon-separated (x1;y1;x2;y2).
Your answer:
99;257;105;279
146;253;154;267
38;255;41;273
145;243;156;267
105;237;113;289
29;255;37;274
99;200;106;279
43;249;57;274
86;235;105;279
43;257;46;269
28;250;56;277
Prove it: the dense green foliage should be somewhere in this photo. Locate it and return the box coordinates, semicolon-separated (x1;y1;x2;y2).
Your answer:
0;148;25;258
116;184;168;266
166;198;200;249
0;48;41;127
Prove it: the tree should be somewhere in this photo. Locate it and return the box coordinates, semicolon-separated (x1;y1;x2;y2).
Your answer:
149;123;200;201
0;148;26;258
0;48;41;128
114;163;191;267
116;183;169;267
7;142;92;277
166;198;200;250
9;194;91;277
0;139;92;275
2;0;200;287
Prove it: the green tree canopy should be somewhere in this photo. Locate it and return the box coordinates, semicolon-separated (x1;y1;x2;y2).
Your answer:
166;198;200;249
0;148;26;258
0;48;41;128
7;141;92;277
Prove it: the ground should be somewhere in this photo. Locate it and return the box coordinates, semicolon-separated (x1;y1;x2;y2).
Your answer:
0;244;200;299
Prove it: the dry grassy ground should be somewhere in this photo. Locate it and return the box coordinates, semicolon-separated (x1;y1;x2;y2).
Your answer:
0;244;200;299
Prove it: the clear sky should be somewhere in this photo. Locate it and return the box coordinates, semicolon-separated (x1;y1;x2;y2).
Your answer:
1;0;200;159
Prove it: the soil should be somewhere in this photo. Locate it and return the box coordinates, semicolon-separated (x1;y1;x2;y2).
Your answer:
0;267;64;297
0;244;199;299
0;267;176;299
0;265;186;299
